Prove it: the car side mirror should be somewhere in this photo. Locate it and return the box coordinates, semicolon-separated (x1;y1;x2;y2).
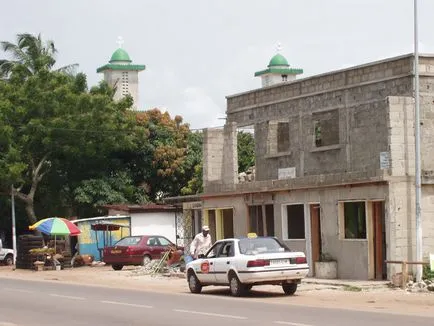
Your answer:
198;254;205;259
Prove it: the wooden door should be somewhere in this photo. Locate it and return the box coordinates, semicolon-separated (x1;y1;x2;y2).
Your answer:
373;201;386;280
310;204;321;272
222;209;234;238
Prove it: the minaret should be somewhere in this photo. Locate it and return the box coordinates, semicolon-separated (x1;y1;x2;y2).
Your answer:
254;43;303;87
97;37;146;108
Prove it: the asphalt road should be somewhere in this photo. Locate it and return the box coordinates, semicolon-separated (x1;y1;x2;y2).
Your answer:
0;278;432;326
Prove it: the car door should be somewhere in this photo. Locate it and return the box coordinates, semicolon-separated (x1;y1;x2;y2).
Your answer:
196;242;224;284
157;236;173;250
213;241;235;284
146;237;161;259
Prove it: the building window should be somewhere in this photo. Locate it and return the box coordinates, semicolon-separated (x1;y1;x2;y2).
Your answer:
312;109;339;147
267;120;290;156
343;202;366;239
286;204;305;239
277;122;290;153
121;71;129;96
249;205;274;236
282;75;288;82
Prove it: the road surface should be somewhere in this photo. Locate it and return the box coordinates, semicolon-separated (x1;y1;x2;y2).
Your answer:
0;278;432;326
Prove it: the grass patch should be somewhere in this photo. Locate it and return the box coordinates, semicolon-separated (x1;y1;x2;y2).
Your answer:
343;285;362;292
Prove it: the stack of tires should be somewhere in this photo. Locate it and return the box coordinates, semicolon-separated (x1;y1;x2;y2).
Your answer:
16;234;43;269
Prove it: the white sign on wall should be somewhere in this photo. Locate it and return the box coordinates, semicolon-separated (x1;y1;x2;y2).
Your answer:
278;167;296;180
380;152;390;169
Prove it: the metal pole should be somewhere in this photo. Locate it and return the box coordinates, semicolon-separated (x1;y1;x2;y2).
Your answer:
414;0;423;282
11;185;17;266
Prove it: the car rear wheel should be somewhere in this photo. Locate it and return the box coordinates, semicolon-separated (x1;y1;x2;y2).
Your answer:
229;273;246;297
188;271;202;294
142;255;151;266
282;283;297;295
5;254;13;266
112;264;124;271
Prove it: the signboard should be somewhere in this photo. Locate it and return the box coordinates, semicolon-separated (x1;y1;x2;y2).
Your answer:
278;167;296;180
380;152;390;169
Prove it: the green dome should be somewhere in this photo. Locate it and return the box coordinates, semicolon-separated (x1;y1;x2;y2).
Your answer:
109;48;132;63
268;53;289;67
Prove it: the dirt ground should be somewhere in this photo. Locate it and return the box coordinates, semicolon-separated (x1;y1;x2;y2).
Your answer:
1;265;434;317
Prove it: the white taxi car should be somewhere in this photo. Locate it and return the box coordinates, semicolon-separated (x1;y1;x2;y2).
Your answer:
186;235;309;296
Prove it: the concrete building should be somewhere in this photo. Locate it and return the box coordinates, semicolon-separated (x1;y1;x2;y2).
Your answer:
201;51;434;280
97;40;145;108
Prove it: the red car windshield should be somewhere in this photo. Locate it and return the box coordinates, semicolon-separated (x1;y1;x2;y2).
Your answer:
114;236;142;246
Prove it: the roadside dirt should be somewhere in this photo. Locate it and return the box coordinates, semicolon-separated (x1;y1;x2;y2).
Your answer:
1;265;434;317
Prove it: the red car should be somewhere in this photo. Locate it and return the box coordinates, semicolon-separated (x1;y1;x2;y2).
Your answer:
103;235;183;270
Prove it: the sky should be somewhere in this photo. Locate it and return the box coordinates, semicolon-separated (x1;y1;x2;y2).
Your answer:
1;0;434;130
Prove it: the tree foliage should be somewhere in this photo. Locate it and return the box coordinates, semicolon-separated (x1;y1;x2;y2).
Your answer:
0;32;257;228
0;68;136;223
0;33;77;78
237;131;255;173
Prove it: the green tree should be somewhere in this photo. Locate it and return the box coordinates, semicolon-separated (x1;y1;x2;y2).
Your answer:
0;71;135;224
0;33;77;78
237;131;255;173
180;131;203;195
123;109;193;200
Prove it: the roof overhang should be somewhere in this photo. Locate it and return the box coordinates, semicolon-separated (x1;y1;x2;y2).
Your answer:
96;64;146;73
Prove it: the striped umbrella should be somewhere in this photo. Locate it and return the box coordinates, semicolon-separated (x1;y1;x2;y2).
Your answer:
29;217;81;236
29;217;81;254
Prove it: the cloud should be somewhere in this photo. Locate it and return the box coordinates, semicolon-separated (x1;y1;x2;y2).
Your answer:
179;87;224;130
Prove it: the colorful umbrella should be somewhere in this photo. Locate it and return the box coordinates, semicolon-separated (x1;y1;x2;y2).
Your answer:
29;217;81;236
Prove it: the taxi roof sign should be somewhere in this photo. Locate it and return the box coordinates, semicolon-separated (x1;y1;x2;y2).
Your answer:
247;232;257;238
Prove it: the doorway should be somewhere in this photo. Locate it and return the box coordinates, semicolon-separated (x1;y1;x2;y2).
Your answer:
373;201;386;280
248;204;275;236
222;209;234;238
310;204;322;275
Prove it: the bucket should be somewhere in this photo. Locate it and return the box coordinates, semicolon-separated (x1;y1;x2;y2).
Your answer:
184;255;193;264
55;265;61;271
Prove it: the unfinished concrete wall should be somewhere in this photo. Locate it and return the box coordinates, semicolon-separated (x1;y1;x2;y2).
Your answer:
387;96;415;176
274;183;388;280
202;196;248;237
386;181;415;277
224;55;434;185
421;185;434;259
203;128;224;189
203;123;238;193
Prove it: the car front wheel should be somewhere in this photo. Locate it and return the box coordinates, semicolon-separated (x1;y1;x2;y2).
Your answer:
112;264;124;271
5;254;13;266
188;271;202;294
229;273;246;297
282;283;297;295
142;255;151;266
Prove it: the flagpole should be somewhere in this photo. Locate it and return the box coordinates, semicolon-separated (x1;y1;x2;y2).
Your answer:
414;0;423;283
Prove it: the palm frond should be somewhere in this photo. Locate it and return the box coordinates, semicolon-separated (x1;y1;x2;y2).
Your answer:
0;60;17;78
56;63;79;76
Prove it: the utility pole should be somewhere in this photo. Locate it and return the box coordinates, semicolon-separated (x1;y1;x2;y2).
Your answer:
414;0;423;282
11;185;17;267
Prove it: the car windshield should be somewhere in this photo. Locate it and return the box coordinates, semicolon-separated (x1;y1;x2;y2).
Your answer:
114;236;141;246
238;237;289;255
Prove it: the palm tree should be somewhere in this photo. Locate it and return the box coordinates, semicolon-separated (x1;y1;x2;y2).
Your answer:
0;33;77;78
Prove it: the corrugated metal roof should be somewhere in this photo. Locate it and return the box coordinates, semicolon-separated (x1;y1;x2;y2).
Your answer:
102;203;178;212
71;215;130;224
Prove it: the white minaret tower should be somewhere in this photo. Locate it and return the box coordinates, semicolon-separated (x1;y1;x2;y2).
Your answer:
97;37;146;108
255;42;303;87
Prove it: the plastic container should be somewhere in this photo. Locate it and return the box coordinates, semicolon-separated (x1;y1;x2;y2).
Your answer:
184;255;193;264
